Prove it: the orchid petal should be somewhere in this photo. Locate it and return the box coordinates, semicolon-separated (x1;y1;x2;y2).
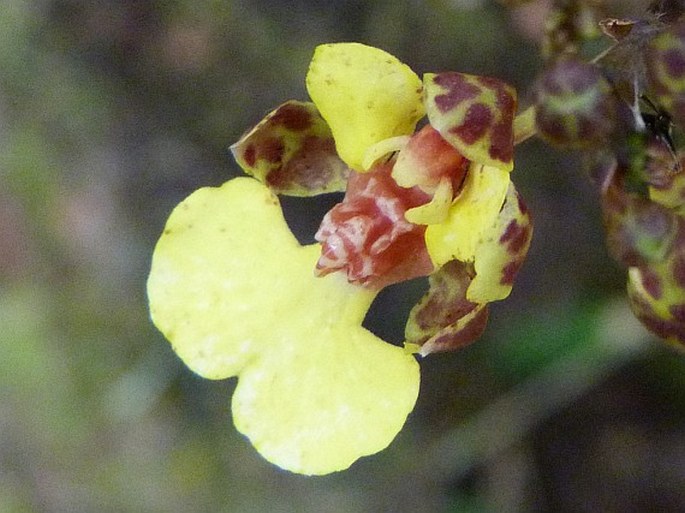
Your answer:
468;183;533;303
230;101;349;196
148;177;419;474
424;72;516;171
306;43;424;171
424;164;510;267
404;260;489;356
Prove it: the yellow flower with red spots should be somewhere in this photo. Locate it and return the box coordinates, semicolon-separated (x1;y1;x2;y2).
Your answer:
148;43;532;474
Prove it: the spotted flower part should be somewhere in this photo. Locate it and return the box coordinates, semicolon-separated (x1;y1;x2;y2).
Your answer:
314;160;435;289
603;155;685;349
149;43;533;475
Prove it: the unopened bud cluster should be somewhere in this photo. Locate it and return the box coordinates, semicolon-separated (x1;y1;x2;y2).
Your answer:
534;17;685;348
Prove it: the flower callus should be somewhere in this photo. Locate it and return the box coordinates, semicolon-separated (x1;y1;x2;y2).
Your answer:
315;125;469;290
314;161;434;289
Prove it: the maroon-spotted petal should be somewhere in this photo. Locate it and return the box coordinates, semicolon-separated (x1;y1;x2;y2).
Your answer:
231;101;349;196
405;260;489;356
423;72;516;172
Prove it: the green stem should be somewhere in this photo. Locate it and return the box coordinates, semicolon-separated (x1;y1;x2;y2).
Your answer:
513;105;537;146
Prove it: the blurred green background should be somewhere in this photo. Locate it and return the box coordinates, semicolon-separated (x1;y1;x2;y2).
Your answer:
1;0;684;511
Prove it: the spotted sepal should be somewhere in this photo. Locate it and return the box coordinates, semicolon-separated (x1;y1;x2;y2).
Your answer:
231;101;349;196
404;260;489;356
627;239;685;350
423;72;516;172
602;184;678;268
646;22;685;128
468;183;533;303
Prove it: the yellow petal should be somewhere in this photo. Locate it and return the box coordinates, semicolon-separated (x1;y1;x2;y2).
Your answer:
467;182;532;303
147;177;419;474
361;135;410;171
306;43;424;171
404;177;453;225
233;320;419;475
424;164;510;267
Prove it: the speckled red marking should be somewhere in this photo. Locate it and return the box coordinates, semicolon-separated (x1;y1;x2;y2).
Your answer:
260;137;285;163
669;303;685;322
500;259;523;285
265;136;338;190
414;261;476;332
517;192;529;214
500;220;531;255
484;77;516;163
269;103;313;131
450;103;492;144
664;48;685;79
243;144;256;167
427;306;489;352
672;252;685;288
489;120;514;163
432;73;480;113
641;267;664;300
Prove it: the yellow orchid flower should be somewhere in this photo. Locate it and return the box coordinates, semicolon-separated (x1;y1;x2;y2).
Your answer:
148;42;532;475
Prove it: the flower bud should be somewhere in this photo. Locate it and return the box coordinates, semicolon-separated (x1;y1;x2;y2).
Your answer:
535;57;617;148
627;231;685;349
603;186;678;268
645;22;685;127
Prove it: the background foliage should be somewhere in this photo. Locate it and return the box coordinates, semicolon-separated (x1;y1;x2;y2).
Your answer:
1;0;683;511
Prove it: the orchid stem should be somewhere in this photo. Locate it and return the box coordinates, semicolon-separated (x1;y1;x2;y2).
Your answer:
513;105;537;146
